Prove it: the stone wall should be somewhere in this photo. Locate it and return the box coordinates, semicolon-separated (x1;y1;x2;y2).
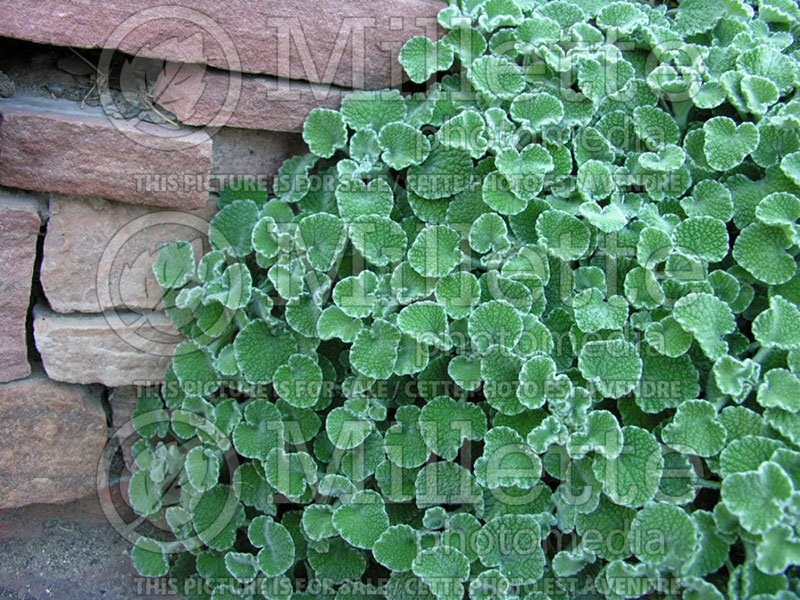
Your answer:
0;0;442;521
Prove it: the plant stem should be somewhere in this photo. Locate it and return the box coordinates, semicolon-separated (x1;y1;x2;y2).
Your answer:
694;478;722;489
671;99;693;131
726;559;735;574
234;310;251;331
753;346;773;364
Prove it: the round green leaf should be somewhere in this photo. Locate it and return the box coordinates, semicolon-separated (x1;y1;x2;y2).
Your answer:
661;400;727;457
721;461;793;534
592;426;663;508
273;354;323;409
379;122;431;170
373;524;418;572
407;224;462;278
349;318;402;380
412;546;470;600
674;216;729;263
629;503;697;570
577;339;643;399
407;147;472;200
332;490;390;549
131;537;169;577
673;293;735;360
536;209;591;261
302;108;347;159
419;396;487;461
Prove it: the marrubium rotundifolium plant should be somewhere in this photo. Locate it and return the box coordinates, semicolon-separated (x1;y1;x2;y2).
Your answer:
131;0;800;598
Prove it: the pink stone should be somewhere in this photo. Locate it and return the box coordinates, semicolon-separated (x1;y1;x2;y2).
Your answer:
154;64;348;132
41;196;217;313
0;96;212;209
211;126;306;185
0;192;42;383
33;305;179;387
108;386;139;472
0;0;444;89
0;369;107;509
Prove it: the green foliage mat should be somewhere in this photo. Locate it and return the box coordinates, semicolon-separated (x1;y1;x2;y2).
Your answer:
131;0;800;598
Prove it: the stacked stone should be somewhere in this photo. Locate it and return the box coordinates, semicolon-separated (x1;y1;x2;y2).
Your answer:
0;0;443;509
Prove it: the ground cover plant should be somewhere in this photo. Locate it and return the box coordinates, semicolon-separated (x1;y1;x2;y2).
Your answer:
129;0;800;597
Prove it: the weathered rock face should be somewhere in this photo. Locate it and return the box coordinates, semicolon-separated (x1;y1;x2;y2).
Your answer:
0;370;108;509
33;305;179;387
108;386;140;472
41;196;216;313
108;387;138;436
155;65;348;132
211;127;306;186
0;192;42;383
0;96;212;209
0;0;444;89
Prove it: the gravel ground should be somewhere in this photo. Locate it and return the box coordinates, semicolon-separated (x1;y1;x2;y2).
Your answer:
0;496;176;600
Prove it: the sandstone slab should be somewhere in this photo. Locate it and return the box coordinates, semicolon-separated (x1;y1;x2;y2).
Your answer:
155;64;348;132
0;191;42;383
108;386;139;472
41;196;216;313
34;305;179;387
211;126;306;189
0;369;107;509
108;387;138;432
0;96;212;209
0;0;444;89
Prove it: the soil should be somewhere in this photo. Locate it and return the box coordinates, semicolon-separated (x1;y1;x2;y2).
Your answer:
0;495;177;600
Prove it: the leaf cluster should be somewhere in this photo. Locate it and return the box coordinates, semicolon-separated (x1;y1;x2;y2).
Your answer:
135;0;800;597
